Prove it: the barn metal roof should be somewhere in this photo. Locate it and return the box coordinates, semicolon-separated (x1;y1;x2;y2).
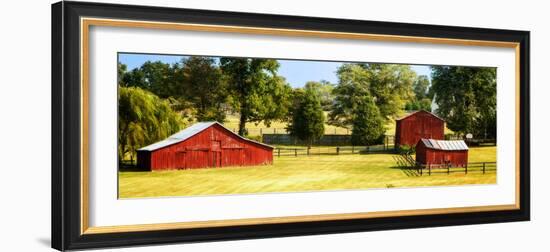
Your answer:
420;138;469;151
396;110;445;121
138;121;274;151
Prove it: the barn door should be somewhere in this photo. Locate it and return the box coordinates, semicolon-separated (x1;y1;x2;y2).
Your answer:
211;141;222;168
176;152;186;169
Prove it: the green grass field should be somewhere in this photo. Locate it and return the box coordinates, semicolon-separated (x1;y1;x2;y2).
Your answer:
118;146;496;198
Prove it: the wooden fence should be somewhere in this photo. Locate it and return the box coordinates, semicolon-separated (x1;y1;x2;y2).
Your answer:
264;134;395;147
393;154;496;176
273;145;393;157
230;127;351;136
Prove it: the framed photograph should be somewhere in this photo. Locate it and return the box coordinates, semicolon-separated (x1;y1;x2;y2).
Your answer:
52;1;530;250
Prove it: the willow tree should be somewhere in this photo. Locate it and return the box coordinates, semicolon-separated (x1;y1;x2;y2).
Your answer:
118;87;183;162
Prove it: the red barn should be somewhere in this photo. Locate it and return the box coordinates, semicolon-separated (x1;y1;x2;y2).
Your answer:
136;122;273;171
415;138;469;167
395;110;445;147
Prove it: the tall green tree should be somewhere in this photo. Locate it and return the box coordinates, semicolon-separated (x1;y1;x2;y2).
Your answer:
177;56;228;122
351;96;385;146
121;61;178;98
431;66;496;138
304;80;335;110
329;63;415;128
118;87;183;162
405;75;432;111
413;75;430;100
287;89;325;147
220;58;292;136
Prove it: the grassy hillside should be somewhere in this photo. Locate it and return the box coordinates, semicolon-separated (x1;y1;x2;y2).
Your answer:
119;146;495;198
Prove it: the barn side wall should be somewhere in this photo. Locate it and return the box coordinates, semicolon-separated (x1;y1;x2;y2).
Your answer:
146;124;273;170
395;120;402;146
396;111;445;147
420;149;468;167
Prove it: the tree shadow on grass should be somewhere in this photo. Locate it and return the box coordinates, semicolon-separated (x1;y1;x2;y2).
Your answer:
118;163;149;172
389;166;421;177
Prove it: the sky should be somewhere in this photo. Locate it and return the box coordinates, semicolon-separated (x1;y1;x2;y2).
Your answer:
118;53;431;88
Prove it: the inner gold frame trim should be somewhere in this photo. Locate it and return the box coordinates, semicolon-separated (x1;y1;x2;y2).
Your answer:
80;17;522;235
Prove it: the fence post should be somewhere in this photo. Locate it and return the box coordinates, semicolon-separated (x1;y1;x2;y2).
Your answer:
483;162;486;174
447;164;450;174
278;148;281;157
420;166;423;176
352;146;355;154
295;148;297;157
307;147;310;156
428;164;431;176
465;163;468;174
336;147;340;155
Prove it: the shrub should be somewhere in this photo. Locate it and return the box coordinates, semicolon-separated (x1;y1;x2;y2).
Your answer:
397;144;415;155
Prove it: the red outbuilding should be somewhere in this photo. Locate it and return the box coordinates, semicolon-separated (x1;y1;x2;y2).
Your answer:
395;110;445;147
415;138;469;167
137;122;274;171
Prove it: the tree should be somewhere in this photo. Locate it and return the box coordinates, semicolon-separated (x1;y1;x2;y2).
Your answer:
304;80;335;110
413;75;430;100
329;64;370;128
177;56;228;122
431;66;496;138
220;58;292;135
118;62;127;85
405;75;432;111
287;89;325;147
118;87;183;162
329;63;415;128
351;96;385;146
121;61;178;98
359;63;416;119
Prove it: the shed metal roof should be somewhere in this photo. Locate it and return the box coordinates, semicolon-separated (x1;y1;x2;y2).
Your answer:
420;138;469;151
138;121;274;151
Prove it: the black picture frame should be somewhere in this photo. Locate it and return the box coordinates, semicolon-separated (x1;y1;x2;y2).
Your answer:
52;1;530;251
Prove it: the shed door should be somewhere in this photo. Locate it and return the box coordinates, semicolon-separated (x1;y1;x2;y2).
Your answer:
444;153;452;164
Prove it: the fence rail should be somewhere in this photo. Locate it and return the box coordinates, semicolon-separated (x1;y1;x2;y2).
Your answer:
404;160;496;176
229;127;351;136
272;145;395;157
265;134;395;147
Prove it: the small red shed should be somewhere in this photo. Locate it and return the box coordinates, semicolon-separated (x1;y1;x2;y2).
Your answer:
137;122;274;171
395;110;445;147
415;138;469;167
